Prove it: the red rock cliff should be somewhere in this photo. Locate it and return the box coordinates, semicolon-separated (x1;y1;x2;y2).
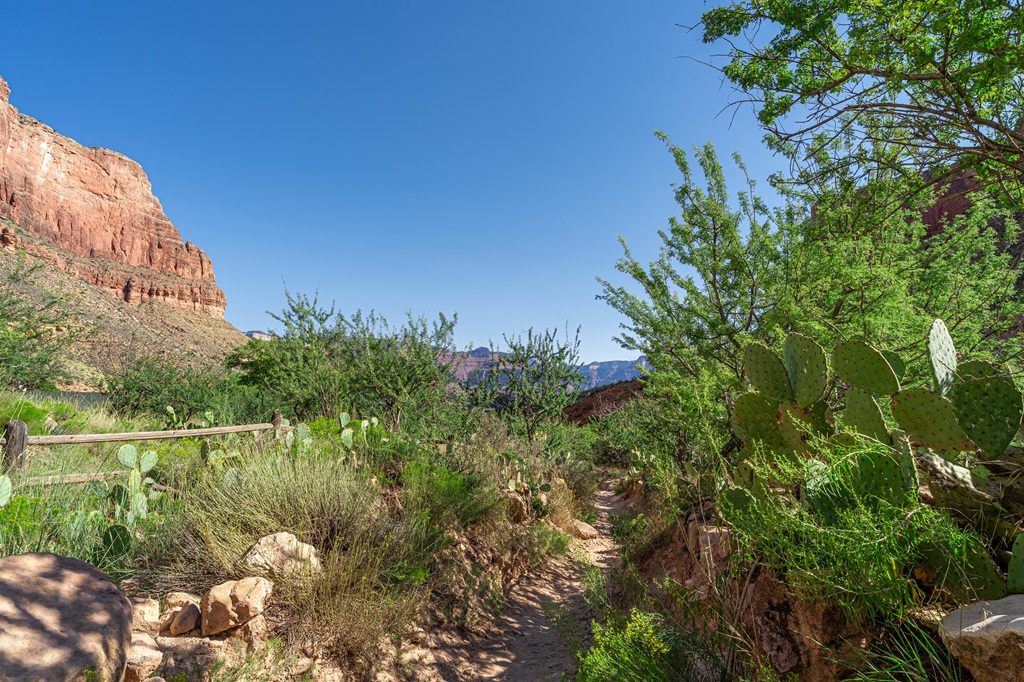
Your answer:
0;75;226;317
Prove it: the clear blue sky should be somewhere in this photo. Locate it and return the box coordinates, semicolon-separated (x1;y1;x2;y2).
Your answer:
1;1;779;361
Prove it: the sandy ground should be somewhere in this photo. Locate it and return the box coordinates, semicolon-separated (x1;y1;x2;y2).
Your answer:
423;480;623;681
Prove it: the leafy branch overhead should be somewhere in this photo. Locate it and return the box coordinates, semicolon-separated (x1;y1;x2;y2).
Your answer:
702;1;1024;197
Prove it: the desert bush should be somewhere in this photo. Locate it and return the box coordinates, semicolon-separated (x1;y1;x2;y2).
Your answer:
723;440;988;624
0;255;76;390
106;351;221;421
472;326;586;445
402;459;499;531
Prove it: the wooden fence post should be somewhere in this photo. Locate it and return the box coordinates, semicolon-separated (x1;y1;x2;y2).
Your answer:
3;420;28;473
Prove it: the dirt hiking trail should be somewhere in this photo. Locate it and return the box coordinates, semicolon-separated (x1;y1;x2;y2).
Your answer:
424;480;623;681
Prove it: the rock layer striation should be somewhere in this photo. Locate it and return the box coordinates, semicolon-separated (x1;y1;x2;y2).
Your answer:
0;75;226;316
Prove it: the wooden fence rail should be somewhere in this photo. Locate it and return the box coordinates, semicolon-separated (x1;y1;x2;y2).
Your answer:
1;411;284;474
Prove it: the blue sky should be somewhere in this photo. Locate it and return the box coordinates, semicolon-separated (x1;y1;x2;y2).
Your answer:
1;1;779;361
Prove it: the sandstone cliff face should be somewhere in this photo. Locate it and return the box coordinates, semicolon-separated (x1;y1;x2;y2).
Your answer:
0;76;226;317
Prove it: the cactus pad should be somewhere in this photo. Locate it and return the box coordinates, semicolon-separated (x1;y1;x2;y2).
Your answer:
891;430;918;493
929;319;958;395
951;372;1023;459
891;388;975;451
783;333;828;408
1009;534;1024;594
832;340;901;395
881;350;906;380
720;487;757;522
803;459;850;526
733;461;769;501
733;392;779;438
842;388;890;444
854;450;906;509
958;359;1002;381
780;403;816;453
743;343;793;402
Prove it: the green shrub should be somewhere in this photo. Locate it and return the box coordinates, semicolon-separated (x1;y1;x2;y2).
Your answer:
576;609;693;682
723;441;989;623
402;459;499;530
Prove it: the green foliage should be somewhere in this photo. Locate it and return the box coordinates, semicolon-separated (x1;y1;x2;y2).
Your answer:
724;440;990;623
849;622;967;682
701;1;1024;201
227;289;460;432
472;326;585;445
576;608;713;682
0;475;11;508
0;253;76;390
402;460;498;530
106;351;226;422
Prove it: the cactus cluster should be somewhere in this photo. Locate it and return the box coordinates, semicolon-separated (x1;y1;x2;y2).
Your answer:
733;320;1023;467
111;444;160;526
725;319;1024;600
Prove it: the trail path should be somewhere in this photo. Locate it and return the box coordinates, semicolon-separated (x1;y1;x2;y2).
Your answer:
425;480;622;681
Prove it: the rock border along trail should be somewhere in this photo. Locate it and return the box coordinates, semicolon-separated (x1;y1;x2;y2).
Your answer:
425;480;622;681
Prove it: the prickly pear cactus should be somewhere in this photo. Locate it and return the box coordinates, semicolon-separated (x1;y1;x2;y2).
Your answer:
733;392;783;443
854;450;907;509
743;343;794;402
842;388;890;444
891;388;975;451
958;359;1003;381
779;403;818;454
950;368;1022;459
929;319;958;396
0;475;11;508
1008;534;1024;594
720;486;758;521
802;459;851;526
732;460;770;501
881;350;906;381
783;333;828;408
832;340;901;396
891;430;918;493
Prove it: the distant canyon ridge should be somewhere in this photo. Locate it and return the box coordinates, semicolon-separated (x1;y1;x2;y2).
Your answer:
246;332;649;390
0;75;226;317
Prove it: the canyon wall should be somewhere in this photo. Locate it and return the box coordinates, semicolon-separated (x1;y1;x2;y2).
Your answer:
0;75;226;317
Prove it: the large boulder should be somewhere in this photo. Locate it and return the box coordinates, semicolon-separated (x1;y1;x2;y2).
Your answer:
200;577;273;636
0;552;132;681
941;595;1024;682
241;532;321;577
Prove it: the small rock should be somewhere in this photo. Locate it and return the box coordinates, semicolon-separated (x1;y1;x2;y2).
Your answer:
570;519;599;540
698;525;732;562
125;633;163;682
242;531;322;578
156;636;231;682
506;493;530;524
144;678;166;682
229;612;268;652
0;553;132;682
289;657;314;676
941;595;1024;682
131;595;162;635
169;602;201;636
201;576;273;636
163;591;200;611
